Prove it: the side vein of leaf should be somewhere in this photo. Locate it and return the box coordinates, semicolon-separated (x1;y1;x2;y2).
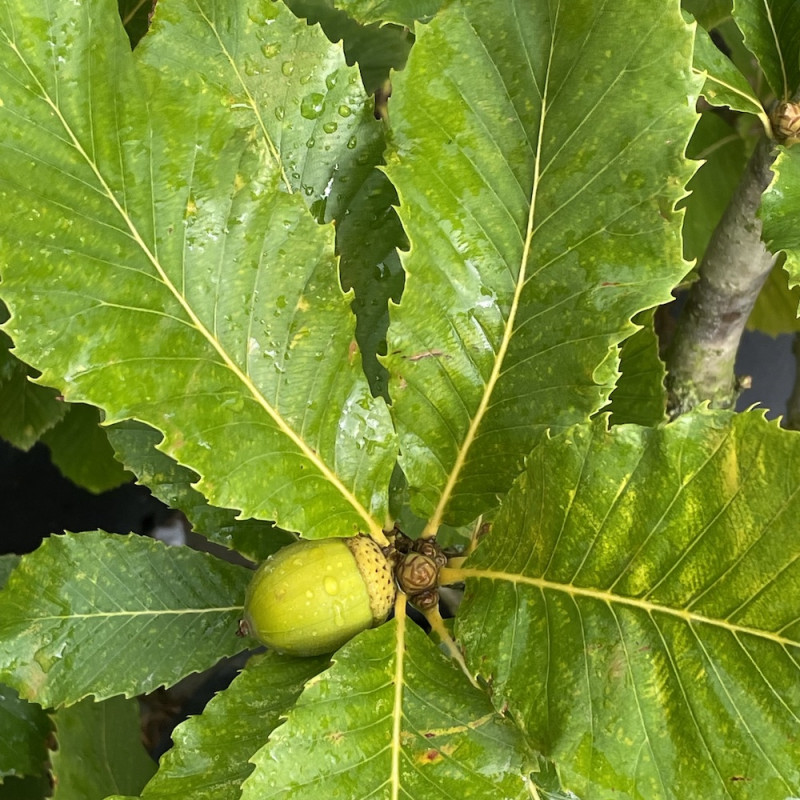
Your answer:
449;568;800;650
193;0;293;194
609;605;668;798
609;426;735;595
691;624;794;790
648;613;733;798
421;18;554;537
4;39;383;539
735;634;800;722
573;593;595;787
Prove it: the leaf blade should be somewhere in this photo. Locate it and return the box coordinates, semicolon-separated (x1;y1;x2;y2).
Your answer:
50;695;156;799
385;0;699;529
0;532;251;708
131;652;328;800
0;0;396;541
242;609;533;799
452;411;800;798
761;146;800;299
733;0;800;100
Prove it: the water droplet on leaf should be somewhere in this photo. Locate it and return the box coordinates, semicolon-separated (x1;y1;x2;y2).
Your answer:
300;92;325;119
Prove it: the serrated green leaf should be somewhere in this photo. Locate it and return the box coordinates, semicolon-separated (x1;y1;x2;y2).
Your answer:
50;695;156;799
332;0;442;27
285;0;413;96
761;146;800;299
242;610;533;799
0;308;66;451
452;411;800;799
733;0;800;100
106;420;295;562
384;0;700;530
139;0;387;225
143;0;410;393
679;111;750;263
40;403;131;494
0;532;251;708
683;0;732;29
606;310;667;427
115;652;328;800
0;0;396;542
747;259;800;335
692;24;768;126
338;168;406;398
0;686;51;781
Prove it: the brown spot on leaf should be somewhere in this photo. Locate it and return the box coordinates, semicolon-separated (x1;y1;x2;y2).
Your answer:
417;748;443;765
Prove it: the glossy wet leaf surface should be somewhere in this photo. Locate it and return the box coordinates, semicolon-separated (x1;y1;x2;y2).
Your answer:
0;532;250;707
106;420;295;563
384;0;699;529
0;0;396;541
242;607;535;799
454;410;800;799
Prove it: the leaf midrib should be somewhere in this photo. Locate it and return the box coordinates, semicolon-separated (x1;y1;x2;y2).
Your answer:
3;33;385;540
422;12;555;537
448;567;799;649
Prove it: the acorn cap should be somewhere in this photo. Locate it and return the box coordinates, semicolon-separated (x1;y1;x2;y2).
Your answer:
345;535;396;624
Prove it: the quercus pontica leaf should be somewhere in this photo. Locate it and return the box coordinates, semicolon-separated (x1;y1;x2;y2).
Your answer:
49;695;156;798
761;146;800;297
733;0;800;100
691;23;769;130
242;601;536;800
384;0;700;529
0;0;397;542
0;532;250;707
119;652;328;800
448;410;800;799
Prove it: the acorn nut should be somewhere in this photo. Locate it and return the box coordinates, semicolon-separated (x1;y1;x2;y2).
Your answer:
241;535;396;656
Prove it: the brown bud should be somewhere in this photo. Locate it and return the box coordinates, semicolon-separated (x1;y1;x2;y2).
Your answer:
412;539;447;569
772;101;800;145
411;588;439;611
396;551;439;595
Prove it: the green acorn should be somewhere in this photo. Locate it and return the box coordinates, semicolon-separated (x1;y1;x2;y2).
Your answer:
241;535;396;656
